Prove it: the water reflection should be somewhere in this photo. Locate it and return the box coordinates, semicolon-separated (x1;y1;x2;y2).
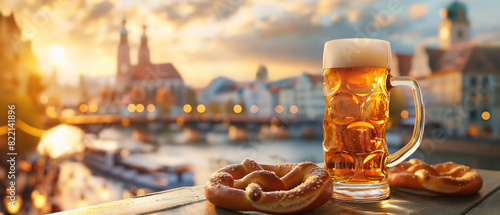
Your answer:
38;125;84;158
57;162;130;210
330;199;410;214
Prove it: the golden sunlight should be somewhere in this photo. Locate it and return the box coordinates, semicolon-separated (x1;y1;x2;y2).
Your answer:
37;125;84;159
49;45;65;64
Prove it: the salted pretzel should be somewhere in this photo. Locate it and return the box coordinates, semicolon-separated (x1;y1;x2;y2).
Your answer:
204;159;333;214
388;159;482;195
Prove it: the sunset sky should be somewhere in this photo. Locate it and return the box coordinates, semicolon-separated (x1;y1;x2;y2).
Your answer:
2;0;500;87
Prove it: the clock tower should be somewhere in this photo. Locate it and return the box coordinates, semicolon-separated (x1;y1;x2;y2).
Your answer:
439;1;470;49
116;18;131;94
138;24;151;66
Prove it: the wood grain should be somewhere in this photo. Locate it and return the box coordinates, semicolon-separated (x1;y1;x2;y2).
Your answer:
53;187;205;215
51;169;500;215
465;186;500;215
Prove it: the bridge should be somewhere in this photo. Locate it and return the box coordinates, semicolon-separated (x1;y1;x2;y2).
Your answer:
46;113;318;127
44;113;323;141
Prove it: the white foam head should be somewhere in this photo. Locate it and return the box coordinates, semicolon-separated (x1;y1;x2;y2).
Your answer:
323;38;391;69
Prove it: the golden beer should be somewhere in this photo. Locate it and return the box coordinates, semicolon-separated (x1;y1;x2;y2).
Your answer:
322;39;425;200
323;67;389;184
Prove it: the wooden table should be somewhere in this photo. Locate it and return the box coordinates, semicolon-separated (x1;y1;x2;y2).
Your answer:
53;169;500;214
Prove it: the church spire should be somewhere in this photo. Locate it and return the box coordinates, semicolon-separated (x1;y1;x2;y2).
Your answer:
116;17;131;94
138;23;150;65
79;72;88;100
141;24;147;38
121;18;127;34
119;18;128;45
50;66;58;86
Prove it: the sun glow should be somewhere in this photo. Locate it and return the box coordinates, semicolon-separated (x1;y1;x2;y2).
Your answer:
49;45;65;64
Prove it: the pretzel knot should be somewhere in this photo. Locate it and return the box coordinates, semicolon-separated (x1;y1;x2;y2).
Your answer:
204;159;333;214
388;159;483;195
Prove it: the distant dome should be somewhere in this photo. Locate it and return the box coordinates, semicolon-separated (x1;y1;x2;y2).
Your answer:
446;1;468;22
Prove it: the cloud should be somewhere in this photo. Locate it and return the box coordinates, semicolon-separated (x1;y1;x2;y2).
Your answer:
4;0;500;87
473;31;500;45
346;10;360;23
315;0;341;16
330;14;341;23
408;4;427;19
83;0;115;23
153;0;246;29
257;12;317;37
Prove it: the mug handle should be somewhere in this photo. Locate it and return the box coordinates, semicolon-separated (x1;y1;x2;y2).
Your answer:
386;76;425;167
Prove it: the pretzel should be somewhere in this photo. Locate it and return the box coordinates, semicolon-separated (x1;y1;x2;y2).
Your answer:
388;159;483;195
204;159;333;214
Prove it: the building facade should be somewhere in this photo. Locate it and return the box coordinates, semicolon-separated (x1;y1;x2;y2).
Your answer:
425;44;500;138
116;20;186;108
0;13;40;97
406;1;500;139
278;82;296;116
295;73;325;119
242;80;273;116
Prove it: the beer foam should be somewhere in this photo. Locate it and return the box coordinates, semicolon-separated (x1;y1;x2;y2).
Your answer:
323;38;391;69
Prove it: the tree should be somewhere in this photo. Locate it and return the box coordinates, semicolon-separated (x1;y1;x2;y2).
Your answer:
207;101;221;114
389;87;407;125
27;74;45;107
186;87;198;107
0;95;44;154
131;86;146;103
239;100;247;114
155;86;177;114
224;100;234;114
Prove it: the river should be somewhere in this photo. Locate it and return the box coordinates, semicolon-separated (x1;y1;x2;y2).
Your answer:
53;129;500;211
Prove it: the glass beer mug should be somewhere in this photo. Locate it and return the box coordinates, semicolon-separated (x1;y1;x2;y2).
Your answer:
322;38;425;200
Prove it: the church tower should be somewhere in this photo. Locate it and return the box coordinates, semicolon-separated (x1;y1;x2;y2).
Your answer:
116;19;131;94
256;65;269;83
138;24;151;66
78;72;88;101
439;1;470;49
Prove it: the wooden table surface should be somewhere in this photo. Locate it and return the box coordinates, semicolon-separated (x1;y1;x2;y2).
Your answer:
53;169;500;215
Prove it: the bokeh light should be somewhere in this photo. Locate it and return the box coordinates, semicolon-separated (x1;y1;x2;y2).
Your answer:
197;104;205;113
275;105;283;114
233;104;242;114
401;110;409;119
183;104;192;113
250;105;259;113
136;104;145;113
128;104;136;112
147;104;155;112
482;111;490;120
79;104;88;112
89;104;98;113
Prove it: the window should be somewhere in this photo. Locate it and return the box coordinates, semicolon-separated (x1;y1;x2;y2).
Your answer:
457;29;463;40
482;77;489;86
470;94;479;104
467;124;479;137
469;110;477;120
481;126;492;139
483;94;490;104
470;76;477;86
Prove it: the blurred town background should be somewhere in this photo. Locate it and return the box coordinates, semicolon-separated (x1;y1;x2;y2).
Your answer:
1;0;500;214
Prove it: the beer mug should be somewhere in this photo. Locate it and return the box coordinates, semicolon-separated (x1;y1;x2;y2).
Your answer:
322;38;425;200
